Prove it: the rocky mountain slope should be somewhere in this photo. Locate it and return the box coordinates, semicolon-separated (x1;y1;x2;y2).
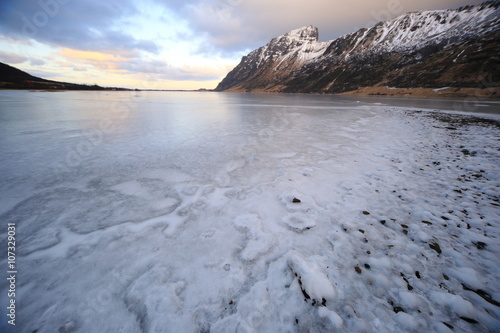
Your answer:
216;1;500;95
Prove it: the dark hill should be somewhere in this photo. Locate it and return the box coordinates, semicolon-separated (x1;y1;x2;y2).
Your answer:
0;62;129;90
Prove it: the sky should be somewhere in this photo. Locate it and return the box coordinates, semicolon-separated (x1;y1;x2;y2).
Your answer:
0;0;487;90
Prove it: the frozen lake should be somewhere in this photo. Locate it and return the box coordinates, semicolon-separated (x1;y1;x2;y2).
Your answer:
1;91;499;332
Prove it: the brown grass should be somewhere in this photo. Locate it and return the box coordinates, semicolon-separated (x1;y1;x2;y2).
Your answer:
340;86;500;98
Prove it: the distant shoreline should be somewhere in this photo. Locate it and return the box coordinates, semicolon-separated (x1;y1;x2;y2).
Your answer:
222;86;500;99
0;88;211;92
3;87;500;100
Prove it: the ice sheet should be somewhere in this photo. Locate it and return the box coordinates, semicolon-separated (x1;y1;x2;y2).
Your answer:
0;91;499;332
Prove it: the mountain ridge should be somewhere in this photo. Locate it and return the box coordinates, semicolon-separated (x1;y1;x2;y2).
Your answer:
215;1;500;96
0;62;129;91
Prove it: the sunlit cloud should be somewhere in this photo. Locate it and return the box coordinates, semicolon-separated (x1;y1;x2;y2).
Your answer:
156;64;236;81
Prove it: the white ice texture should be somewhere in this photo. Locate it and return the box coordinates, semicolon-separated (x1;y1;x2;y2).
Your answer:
0;91;499;332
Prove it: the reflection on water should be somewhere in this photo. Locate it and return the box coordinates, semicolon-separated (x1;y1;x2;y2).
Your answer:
0;90;498;187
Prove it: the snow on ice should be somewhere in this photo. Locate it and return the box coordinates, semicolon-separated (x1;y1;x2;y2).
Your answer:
0;91;499;332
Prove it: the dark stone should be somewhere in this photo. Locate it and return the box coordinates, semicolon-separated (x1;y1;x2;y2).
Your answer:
301;288;310;300
429;242;442;254
442;322;454;330
473;241;487;250
462;284;500;306
460;317;479;324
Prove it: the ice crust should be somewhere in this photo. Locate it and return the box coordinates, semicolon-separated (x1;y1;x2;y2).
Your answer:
0;91;499;332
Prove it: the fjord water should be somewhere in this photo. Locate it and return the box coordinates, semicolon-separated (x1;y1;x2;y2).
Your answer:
1;90;497;187
1;90;499;332
1;91;364;191
0;90;383;221
0;90;419;194
0;90;497;190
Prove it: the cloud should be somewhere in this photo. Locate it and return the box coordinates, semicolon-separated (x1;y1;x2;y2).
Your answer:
72;65;87;72
118;59;230;81
0;0;159;54
161;64;232;81
0;50;46;66
57;47;227;81
59;47;134;73
157;0;488;55
1;0;483;59
27;68;63;79
0;50;28;64
60;48;137;61
30;58;46;66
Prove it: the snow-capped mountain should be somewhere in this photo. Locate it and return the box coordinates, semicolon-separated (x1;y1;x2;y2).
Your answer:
216;1;500;93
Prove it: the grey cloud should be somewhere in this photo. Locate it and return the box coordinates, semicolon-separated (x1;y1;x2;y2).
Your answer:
30;58;46;66
27;68;62;78
0;50;45;66
160;69;221;81
130;40;159;54
0;0;159;53
119;59;170;74
119;59;222;81
0;51;28;64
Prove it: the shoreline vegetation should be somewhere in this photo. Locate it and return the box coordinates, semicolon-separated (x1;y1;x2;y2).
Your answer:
341;86;500;98
223;86;500;99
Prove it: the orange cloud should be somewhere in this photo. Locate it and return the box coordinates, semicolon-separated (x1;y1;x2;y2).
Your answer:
55;48;232;87
59;48;137;73
60;48;136;61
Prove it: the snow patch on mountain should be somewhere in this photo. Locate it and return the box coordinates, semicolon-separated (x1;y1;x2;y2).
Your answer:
250;26;330;69
216;1;500;93
348;2;500;54
249;2;499;70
